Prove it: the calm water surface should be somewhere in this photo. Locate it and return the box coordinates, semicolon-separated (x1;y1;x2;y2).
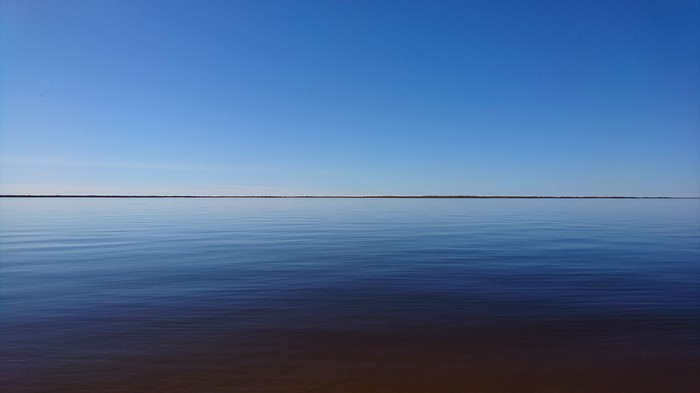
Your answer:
1;198;699;392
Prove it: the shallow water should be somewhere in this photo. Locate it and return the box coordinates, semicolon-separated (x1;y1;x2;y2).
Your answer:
1;198;699;392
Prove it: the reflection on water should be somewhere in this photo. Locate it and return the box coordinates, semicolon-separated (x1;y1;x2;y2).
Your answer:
1;198;699;392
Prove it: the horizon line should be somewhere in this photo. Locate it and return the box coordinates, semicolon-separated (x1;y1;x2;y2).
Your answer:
1;195;698;199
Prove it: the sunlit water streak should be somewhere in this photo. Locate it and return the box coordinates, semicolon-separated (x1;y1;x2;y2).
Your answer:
1;198;699;392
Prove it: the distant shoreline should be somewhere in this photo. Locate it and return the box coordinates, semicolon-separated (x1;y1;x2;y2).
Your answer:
1;195;698;199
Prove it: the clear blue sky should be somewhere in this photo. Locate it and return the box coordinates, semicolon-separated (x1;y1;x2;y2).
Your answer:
1;0;698;196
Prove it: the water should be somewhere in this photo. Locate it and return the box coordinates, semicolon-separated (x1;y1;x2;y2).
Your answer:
1;198;699;392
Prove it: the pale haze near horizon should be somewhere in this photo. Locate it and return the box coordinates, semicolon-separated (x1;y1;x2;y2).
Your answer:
1;0;699;196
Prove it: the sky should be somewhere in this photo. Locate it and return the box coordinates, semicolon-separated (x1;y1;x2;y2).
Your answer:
1;0;699;196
